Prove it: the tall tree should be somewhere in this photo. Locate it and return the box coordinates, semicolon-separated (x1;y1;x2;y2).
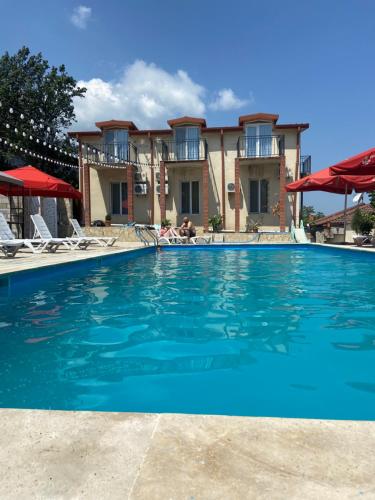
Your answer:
301;205;325;226
0;46;86;185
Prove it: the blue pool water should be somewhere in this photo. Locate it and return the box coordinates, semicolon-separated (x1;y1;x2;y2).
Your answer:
0;245;374;420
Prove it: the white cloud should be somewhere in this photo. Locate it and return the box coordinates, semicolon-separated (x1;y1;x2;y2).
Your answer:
209;88;249;111
71;5;92;29
73;60;206;129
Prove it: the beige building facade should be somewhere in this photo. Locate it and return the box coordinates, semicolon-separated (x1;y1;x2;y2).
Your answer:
69;113;310;232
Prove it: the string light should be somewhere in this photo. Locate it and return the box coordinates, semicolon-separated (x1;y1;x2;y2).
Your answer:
1;101;156;169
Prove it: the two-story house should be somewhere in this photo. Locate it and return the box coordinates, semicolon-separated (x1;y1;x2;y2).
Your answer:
69;113;310;232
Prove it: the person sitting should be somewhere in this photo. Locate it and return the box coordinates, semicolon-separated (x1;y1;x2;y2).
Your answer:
160;222;174;238
179;217;196;238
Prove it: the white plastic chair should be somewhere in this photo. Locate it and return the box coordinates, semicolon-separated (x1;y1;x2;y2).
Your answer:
31;214;73;252
70;218;117;247
0;212;45;254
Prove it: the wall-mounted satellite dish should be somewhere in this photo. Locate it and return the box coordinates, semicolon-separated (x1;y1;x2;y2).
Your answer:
353;193;363;204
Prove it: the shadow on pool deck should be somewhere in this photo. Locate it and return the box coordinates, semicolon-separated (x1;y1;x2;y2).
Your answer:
0;409;374;499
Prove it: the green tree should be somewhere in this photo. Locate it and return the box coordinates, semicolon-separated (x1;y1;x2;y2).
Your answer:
351;207;374;235
368;191;375;210
0;46;86;185
301;205;325;226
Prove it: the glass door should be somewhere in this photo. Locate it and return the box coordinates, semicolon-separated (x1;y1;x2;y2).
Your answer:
245;124;273;157
259;125;272;156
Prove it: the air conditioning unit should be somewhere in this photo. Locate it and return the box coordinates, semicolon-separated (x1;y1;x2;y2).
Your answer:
134;183;148;195
134;172;146;182
155;171;168;183
227;182;235;193
156;183;169;195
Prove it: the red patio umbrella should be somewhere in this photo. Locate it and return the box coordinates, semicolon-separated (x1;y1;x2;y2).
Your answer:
286;168;375;194
329;147;375;176
286;168;375;242
0;166;82;199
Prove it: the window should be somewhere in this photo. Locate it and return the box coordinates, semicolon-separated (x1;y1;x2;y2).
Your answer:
104;129;128;162
111;182;128;215
181;181;200;214
245;124;273;157
249;179;268;213
175;126;200;160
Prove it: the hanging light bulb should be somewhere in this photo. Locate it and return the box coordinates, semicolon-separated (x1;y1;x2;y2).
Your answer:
9;107;13;113
14;128;18;133
20;113;24;119
6;123;10;129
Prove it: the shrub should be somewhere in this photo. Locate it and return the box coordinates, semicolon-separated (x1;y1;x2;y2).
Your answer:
351;208;374;235
208;214;223;232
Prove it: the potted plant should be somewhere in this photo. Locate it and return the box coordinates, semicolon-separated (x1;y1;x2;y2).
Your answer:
105;213;112;227
248;221;261;233
208;214;223;232
161;218;171;227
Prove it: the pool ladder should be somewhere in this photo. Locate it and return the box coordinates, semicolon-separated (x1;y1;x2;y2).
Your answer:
134;224;158;246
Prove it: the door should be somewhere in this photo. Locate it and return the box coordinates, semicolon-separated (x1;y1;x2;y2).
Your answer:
245;124;273;157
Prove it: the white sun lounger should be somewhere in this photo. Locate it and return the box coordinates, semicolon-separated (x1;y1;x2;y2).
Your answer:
70;218;117;247
0;240;24;257
31;214;75;252
156;227;188;245
0;212;48;254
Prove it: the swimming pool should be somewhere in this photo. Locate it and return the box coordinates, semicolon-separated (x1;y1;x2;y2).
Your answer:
0;245;374;420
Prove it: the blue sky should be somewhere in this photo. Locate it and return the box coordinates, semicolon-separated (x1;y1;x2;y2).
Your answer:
1;0;375;214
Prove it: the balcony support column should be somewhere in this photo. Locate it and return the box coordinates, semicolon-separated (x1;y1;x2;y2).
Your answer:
80;141;91;227
203;160;209;231
220;129;226;229
149;134;155;225
127;165;134;222
234;158;241;232
279;155;286;232
159;161;166;222
293;128;301;224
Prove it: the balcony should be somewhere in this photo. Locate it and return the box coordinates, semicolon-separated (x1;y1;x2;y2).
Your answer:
300;155;311;177
237;135;284;159
85;141;138;164
160;139;208;162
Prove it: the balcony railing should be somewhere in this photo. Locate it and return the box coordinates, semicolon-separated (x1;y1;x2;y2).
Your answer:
85;141;138;164
160;139;208;162
237;135;284;159
300;155;311;177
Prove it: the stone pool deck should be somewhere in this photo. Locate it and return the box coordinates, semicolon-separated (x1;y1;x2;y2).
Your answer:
0;409;374;499
1;241;374;498
0;241;145;275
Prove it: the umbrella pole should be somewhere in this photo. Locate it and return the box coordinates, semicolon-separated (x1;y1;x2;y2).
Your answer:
343;184;348;244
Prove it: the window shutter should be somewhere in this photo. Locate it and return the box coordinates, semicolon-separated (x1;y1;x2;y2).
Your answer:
260;179;268;213
249;180;259;213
